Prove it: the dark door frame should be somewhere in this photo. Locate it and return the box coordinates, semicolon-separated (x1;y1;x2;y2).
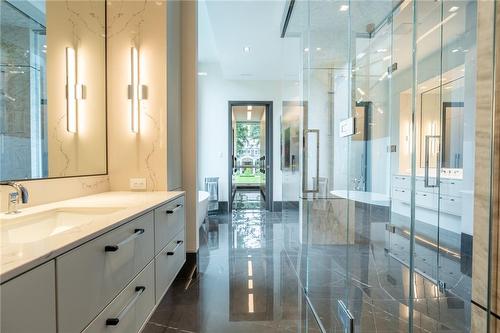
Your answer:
228;101;273;211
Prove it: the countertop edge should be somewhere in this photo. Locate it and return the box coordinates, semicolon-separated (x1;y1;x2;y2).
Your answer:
0;191;185;283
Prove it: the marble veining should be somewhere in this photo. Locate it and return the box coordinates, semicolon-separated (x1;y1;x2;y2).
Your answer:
144;110;161;191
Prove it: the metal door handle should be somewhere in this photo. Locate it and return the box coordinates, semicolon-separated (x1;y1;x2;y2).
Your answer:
424;135;440;188
166;240;184;256
302;129;320;193
106;286;146;326
166;204;183;214
105;229;145;252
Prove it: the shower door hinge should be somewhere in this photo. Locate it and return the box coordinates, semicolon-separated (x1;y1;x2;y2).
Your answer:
385;224;396;233
388;62;398;74
438;280;447;293
388;145;397;153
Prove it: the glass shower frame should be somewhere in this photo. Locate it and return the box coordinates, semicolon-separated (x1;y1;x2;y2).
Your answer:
281;0;497;331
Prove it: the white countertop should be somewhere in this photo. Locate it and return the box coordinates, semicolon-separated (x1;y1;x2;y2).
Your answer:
330;190;391;207
0;191;184;283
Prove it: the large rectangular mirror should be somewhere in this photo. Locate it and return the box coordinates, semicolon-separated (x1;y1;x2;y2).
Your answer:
419;67;465;170
0;0;106;181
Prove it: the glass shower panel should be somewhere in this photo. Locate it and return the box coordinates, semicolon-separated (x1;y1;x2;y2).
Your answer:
348;2;410;331
281;0;495;331
435;1;477;330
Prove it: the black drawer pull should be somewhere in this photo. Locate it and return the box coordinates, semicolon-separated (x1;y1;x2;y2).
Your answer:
166;240;184;256
166;204;183;214
106;286;146;326
105;229;145;252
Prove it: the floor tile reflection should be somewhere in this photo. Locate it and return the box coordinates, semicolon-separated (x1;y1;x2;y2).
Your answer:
145;190;307;333
146;193;472;333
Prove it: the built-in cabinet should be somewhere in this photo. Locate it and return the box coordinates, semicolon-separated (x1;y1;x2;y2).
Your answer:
392;174;462;231
0;261;57;333
0;194;185;333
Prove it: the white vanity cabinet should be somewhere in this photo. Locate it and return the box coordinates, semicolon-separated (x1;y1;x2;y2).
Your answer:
0;192;185;333
0;261;56;333
155;195;185;254
82;262;156;333
155;228;186;301
57;211;155;333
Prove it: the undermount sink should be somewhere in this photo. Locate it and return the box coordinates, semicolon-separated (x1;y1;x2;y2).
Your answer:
1;207;125;244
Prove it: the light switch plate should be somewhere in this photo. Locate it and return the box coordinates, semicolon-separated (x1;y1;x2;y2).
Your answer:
130;178;147;190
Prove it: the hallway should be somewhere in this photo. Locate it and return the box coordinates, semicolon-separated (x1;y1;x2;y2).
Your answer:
144;191;319;332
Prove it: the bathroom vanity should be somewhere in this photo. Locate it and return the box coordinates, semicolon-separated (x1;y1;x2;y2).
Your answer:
0;191;185;333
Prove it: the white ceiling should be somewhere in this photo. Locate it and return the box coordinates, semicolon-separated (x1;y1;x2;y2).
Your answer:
199;0;299;80
199;0;473;81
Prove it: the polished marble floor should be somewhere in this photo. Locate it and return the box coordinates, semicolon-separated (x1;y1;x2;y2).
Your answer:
144;191;472;333
144;190;322;333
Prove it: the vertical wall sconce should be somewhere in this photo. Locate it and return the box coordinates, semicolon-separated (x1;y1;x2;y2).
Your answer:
65;47;86;133
128;47;147;133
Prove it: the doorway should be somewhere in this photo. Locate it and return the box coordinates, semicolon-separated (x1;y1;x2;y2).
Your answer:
228;101;273;211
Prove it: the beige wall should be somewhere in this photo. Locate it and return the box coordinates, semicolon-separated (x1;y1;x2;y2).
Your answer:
107;0;168;192
0;175;109;212
471;1;497;330
181;0;199;253
46;0;107;177
1;0;198;253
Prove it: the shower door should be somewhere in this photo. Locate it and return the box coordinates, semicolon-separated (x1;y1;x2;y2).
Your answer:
281;0;495;332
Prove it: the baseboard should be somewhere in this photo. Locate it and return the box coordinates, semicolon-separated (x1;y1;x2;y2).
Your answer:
208;201;228;214
177;251;199;280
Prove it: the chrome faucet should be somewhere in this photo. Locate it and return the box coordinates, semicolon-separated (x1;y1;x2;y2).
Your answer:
0;181;29;214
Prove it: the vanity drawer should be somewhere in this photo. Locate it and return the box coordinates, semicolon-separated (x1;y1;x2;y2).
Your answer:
82;261;155;333
439;179;462;196
415;191;436;209
155;196;185;254
440;195;461;216
1;261;56;333
392;187;410;203
392;175;410;188
57;211;154;333
155;228;186;302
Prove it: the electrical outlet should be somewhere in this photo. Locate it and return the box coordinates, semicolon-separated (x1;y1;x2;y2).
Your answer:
129;178;147;190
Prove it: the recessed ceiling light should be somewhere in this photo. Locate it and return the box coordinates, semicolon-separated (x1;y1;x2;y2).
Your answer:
197;72;208;76
377;48;387;53
463;49;469;53
383;55;391;61
339;5;349;11
449;6;459;12
244;46;251;53
304;47;309;52
247;105;253;111
452;49;459;53
316;47;322;51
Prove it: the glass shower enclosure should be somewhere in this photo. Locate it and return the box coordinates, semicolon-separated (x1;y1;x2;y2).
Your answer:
281;0;496;331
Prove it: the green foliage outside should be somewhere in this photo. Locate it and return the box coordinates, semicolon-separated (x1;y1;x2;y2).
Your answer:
236;122;260;157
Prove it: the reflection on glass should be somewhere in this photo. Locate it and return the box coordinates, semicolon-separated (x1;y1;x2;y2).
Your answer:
0;0;106;181
280;0;492;332
0;1;48;180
